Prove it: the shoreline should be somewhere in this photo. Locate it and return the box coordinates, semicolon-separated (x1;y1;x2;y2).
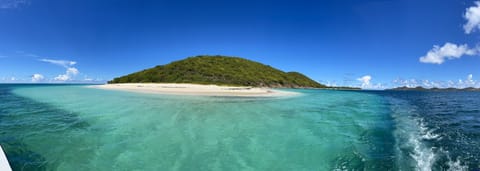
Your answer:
90;83;300;97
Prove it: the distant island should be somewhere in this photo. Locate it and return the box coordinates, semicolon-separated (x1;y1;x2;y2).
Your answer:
109;55;327;88
387;86;480;91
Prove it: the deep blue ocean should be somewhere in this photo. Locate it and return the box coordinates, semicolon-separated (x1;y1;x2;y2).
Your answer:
0;84;479;170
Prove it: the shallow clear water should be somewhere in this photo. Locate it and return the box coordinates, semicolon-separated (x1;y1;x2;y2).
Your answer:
0;84;478;170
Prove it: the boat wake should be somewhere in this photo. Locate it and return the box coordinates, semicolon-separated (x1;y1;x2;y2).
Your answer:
387;97;468;171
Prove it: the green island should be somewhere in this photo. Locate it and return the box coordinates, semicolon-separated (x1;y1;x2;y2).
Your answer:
109;55;329;88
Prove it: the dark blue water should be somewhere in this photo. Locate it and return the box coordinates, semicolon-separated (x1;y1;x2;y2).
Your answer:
371;90;480;171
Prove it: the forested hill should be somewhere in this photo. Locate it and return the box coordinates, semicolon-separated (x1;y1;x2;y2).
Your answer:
109;55;327;88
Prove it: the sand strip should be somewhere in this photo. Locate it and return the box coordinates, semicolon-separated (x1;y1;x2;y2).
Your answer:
90;83;299;97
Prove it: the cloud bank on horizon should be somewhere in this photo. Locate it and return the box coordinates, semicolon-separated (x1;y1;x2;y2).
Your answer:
392;74;477;89
343;73;479;90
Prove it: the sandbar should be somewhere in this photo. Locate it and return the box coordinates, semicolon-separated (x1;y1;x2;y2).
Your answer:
90;83;299;97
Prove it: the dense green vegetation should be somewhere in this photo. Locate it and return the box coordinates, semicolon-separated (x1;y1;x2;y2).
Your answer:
109;55;327;88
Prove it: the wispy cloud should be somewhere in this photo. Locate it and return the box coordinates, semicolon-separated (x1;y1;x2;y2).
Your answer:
39;58;77;68
464;1;480;34
419;42;477;64
15;51;40;58
0;0;29;9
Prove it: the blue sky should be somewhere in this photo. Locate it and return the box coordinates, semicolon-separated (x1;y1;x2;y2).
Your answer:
0;0;479;89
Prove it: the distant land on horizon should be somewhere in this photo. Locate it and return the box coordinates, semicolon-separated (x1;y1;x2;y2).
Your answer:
109;55;339;89
387;86;480;91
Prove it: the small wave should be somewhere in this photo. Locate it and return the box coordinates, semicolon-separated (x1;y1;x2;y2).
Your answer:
418;120;441;140
421;130;440;140
446;157;468;171
408;133;436;171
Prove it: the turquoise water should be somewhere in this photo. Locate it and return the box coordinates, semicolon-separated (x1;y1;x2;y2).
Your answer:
0;85;478;170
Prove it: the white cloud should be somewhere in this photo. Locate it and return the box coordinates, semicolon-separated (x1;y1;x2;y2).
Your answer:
320;80;338;87
419;42;477;64
447;80;455;87
0;0;28;9
54;74;70;81
66;67;79;75
422;80;431;88
54;67;79;81
454;74;477;88
466;74;475;87
372;83;385;89
10;77;16;81
31;74;44;82
40;59;76;68
40;58;80;82
320;77;384;89
357;75;372;88
392;78;421;88
464;1;480;34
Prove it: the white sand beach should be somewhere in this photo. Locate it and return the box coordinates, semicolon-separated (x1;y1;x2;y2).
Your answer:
91;83;299;97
